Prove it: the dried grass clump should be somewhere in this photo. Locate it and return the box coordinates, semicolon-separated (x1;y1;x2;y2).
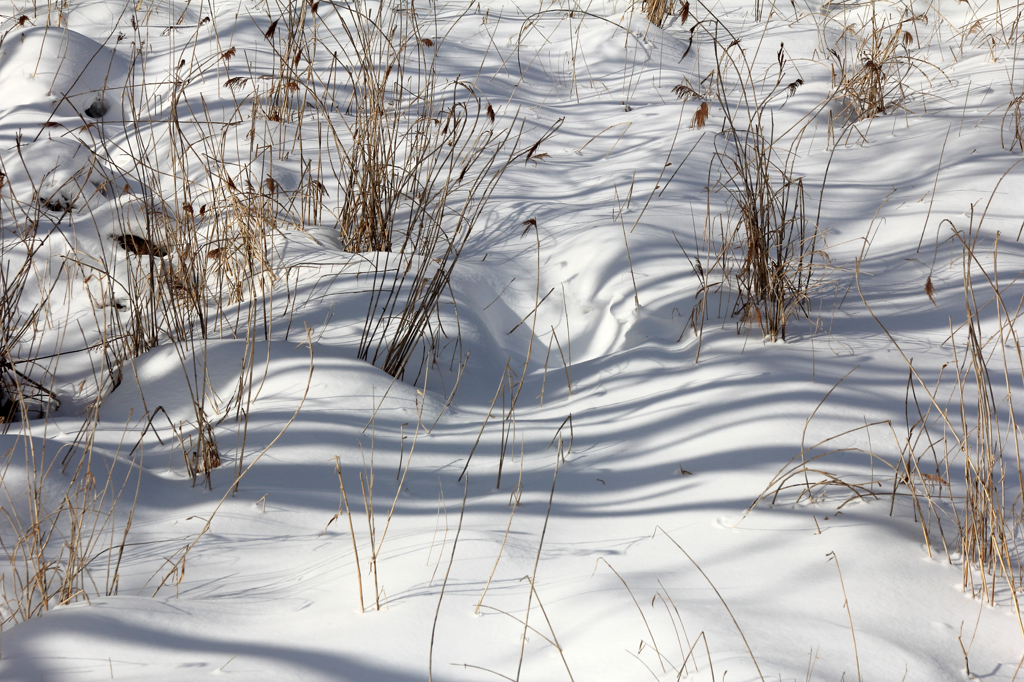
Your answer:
642;0;676;28
751;216;1024;637
718;127;818;341
356;85;561;379
937;223;1024;614
319;0;562;379
686;23;827;346
1002;93;1024;154
825;7;939;121
0;224;60;426
639;0;693;29
814;213;1024;635
0;421;140;624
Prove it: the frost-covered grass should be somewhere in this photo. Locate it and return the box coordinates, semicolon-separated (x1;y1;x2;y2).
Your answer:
1;0;1024;679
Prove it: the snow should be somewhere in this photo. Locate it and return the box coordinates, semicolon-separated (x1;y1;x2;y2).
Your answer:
1;0;1024;679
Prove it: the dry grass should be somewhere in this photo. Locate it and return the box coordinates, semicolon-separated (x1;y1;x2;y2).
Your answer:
873;226;1024;637
941;222;1023;613
764;204;1024;638
683;19;828;346
641;0;677;29
1002;93;1024;154
0;411;143;624
0;0;551;618
823;4;942;122
0;222;60;426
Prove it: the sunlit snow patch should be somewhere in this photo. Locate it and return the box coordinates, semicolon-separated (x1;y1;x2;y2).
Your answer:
0;27;130;119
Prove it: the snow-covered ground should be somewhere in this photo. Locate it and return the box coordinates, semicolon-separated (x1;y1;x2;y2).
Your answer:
1;0;1024;679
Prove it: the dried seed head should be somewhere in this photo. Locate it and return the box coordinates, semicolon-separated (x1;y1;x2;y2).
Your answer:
264;19;279;41
679;1;690;25
487;103;495;122
690;101;709;129
672;83;700;100
525;140;542;163
222;47;236;60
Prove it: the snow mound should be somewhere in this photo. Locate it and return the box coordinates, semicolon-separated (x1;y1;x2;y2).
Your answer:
0;27;130;119
4;136;105;212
